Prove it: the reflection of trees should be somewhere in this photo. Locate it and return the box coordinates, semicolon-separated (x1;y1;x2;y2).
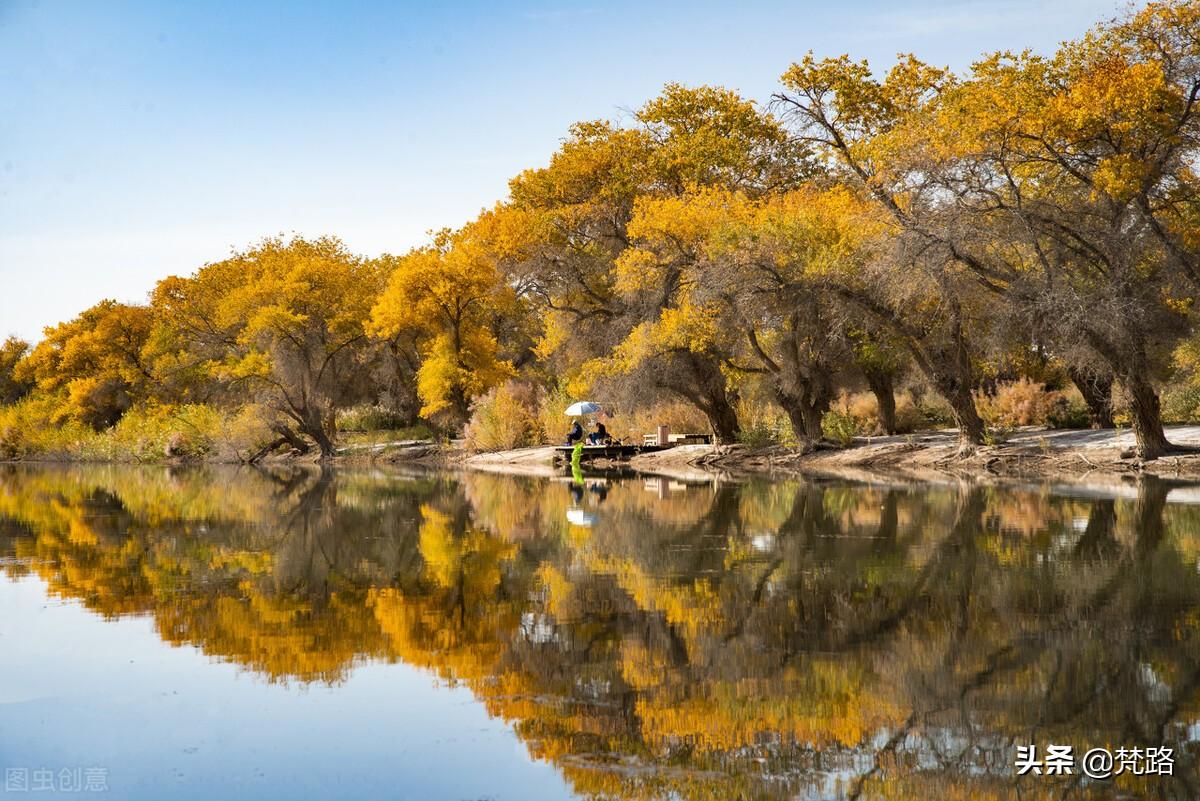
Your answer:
2;465;1200;799
0;465;434;682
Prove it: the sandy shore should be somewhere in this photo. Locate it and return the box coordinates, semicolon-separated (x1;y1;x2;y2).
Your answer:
454;426;1200;484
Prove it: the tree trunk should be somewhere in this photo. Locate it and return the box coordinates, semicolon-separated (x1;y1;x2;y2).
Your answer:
294;406;337;461
703;399;741;444
798;389;831;443
310;427;336;460
385;338;422;426
1068;366;1114;429
1073;499;1118;559
776;373;833;448
272;423;311;455
1124;371;1172;460
863;366;897;434
942;314;986;450
781;401;810;449
936;375;985;450
1133;478;1169;555
674;353;741;444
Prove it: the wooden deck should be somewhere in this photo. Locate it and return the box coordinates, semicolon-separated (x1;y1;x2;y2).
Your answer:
553;443;670;462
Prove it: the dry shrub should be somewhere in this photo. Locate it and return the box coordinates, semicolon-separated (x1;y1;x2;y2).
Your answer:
608;400;710;444
893;394;926;433
464;380;544;452
834;392;882;435
975;379;1059;428
846;392;878;424
832;391;926;436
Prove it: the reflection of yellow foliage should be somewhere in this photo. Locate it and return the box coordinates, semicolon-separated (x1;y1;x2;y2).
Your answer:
5;464;1200;801
417;504;516;590
636;660;905;753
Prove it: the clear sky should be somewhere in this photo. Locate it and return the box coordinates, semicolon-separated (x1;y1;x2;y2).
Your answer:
1;0;1124;343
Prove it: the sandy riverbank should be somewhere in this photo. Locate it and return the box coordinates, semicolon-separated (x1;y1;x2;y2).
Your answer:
452;425;1200;484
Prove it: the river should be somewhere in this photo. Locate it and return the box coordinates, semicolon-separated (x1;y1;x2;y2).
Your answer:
0;464;1196;800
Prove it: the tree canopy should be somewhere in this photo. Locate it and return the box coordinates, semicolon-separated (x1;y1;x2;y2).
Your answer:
7;0;1200;460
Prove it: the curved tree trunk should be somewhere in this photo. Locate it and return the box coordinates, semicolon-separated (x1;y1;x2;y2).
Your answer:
702;400;741;444
940;313;986;451
293;405;337;461
932;373;985;451
780;401;810;449
301;422;336;460
775;371;834;449
832;288;983;448
664;353;742;444
1067;366;1114;429
310;428;336;460
1083;330;1172;459
778;390;827;448
1124;371;1172;460
273;423;311;455
798;390;831;443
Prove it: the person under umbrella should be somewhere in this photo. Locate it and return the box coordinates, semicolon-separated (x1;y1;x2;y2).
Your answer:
564;401;602;444
587;419;609;445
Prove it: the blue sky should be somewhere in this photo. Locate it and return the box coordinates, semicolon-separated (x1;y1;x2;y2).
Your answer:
1;0;1123;343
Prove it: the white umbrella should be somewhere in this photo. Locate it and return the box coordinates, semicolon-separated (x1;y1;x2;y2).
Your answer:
564;401;602;416
566;509;597;527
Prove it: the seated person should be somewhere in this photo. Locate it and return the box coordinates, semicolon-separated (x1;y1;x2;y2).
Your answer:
586;421;609;445
566;420;584;445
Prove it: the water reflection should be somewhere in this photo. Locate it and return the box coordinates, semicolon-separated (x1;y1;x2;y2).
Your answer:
2;464;1199;800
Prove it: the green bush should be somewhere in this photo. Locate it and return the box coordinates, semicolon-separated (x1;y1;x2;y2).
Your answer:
737;421;786;448
916;393;956;427
336;404;415;432
0;397;284;463
821;410;858;447
0;394;97;459
1045;390;1093;429
1162;383;1200;423
77;404;224;461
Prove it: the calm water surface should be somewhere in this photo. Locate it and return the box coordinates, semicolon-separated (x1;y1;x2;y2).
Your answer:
1;464;1199;800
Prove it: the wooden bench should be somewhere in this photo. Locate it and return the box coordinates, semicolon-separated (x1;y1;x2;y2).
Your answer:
669;433;712;445
642;432;713;446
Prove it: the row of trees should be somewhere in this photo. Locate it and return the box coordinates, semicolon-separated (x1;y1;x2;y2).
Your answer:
5;0;1200;459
